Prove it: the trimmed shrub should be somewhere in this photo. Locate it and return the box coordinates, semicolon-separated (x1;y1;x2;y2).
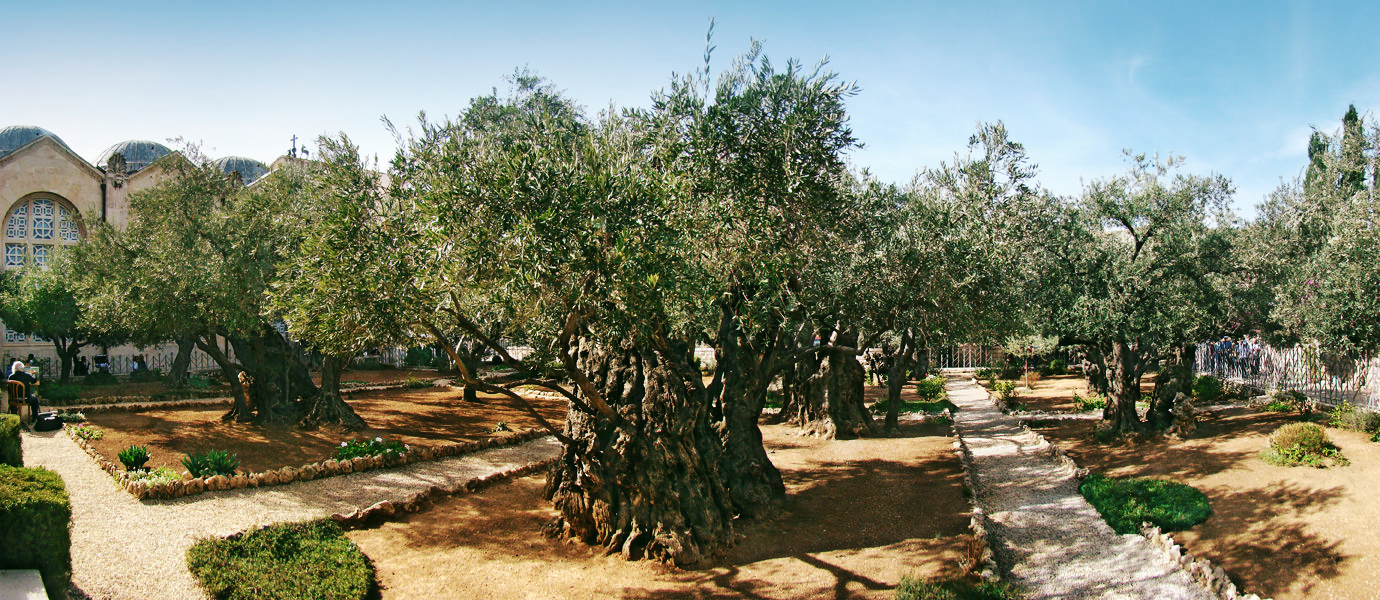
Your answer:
894;575;1016;600
37;384;79;404
187;519;375;600
1192;375;1223;404
1264;422;1348;467
1079;473;1212;534
118;445;151;471
335;437;409;461
0;465;71;597
183;450;241;478
1;414;20;467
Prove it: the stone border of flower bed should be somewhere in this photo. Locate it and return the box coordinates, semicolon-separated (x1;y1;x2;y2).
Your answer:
327;456;560;529
974;379;1271;600
66;397;234;413
950;424;1001;582
63;424;551;501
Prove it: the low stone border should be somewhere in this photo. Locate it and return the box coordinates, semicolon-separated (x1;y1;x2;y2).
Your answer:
64;424;550;501
950;425;1000;581
1141;524;1271;600
328;456;560;529
1007;409;1100;420
63;397;234;414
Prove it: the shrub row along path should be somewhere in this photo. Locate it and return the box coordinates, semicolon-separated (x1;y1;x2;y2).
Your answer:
20;429;562;600
945;376;1212;599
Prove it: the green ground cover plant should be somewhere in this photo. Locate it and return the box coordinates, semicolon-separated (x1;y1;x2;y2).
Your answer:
128;466;183;486
70;424;102;441
894;575;1018;599
186;519;375;600
0;465;71;596
1191;375;1223;404
1262;422;1348;467
117;445;151;471
1072;392;1106;412
335;437;409;461
1079;473;1212;534
870;398;959;415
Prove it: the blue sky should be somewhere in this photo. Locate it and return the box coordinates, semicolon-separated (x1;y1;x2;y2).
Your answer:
5;1;1378;216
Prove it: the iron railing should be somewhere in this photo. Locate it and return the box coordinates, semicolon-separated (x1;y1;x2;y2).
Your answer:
1196;342;1380;410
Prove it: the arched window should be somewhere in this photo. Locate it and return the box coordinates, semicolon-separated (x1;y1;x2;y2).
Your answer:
3;195;83;269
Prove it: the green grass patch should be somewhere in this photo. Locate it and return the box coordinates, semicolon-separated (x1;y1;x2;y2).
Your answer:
894;575;1018;599
187;519;375;600
1079;473;1212;535
1072;393;1105;412
871;398;958;415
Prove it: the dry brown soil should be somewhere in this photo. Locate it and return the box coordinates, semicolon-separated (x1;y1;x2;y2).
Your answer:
82;384;566;473
1027;388;1380;600
348;420;974;600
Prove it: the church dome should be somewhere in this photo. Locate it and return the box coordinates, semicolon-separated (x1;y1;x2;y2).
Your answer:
97;140;172;174
0;125;71;160
213;156;269;186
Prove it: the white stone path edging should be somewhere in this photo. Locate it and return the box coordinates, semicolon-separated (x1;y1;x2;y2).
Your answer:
21;429;562;600
944;375;1215;600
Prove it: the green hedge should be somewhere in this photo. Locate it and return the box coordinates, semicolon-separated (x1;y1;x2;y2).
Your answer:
0;466;71;598
1;414;20;467
187;519;375;600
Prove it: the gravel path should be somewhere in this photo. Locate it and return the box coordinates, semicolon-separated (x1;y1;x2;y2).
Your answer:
20;429;562;600
946;376;1212;600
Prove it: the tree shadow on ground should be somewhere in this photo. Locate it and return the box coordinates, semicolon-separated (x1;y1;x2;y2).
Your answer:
1028;414;1269;481
1181;481;1348;599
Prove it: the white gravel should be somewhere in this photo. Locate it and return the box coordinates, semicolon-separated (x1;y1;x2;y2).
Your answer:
19;430;561;600
946;377;1212;600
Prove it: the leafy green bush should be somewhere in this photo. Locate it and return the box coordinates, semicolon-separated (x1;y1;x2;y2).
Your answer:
183;450;241;478
129;368;163;383
1263;422;1348;467
1072;392;1106;412
915;375;948;402
1079;473;1212;534
403;377;430;389
1048;359;1068;374
187;519;375;600
763;391;785;409
0;415;20;468
82;371;118;386
118;445;151;471
0;465;71;596
37;384;79;404
335;437;409;461
1192;375;1223;404
993;380;1020;402
1263;400;1293;412
1268;389;1315;415
1329;401;1380;440
56;411;85;423
70;424;102;441
894;575;1017;600
185;375;213;390
974;366;999;380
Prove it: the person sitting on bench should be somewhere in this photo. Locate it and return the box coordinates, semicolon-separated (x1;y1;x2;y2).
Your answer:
7;360;39;423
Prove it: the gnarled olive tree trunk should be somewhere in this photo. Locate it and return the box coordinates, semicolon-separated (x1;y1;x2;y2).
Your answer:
226;326;319;426
709;312;786;518
165;333;197;388
782;329;872;438
1149;343;1196;430
300;353;366;430
1102;341;1145;432
543;339;734;566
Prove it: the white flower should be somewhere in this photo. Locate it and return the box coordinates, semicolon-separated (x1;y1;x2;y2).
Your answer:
341;442;347;447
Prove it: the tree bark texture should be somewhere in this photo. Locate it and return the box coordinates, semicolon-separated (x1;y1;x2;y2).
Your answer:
826;331;873;439
1102;341;1145;432
782;344;830;436
543;339;734;566
1085;347;1109;397
198;335;252;423
710;314;785;518
1149;343;1196;430
166;334;196;388
299;354;366;430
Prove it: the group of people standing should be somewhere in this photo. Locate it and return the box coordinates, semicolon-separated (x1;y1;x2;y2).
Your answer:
1208;335;1263;378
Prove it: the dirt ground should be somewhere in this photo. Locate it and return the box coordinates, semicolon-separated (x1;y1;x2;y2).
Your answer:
82;384;566;473
348;420;974;600
975;373;1160;413
1028;399;1380;599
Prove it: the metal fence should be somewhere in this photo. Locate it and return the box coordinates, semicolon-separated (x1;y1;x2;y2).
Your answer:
1196;342;1380;410
12;345;234;378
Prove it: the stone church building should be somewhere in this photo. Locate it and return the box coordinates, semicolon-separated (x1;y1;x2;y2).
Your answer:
0;125;273;370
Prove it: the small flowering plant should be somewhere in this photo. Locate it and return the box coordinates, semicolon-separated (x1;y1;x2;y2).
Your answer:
334;436;410;461
71;424;104;440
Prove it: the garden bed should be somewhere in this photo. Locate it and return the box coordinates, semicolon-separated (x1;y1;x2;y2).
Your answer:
75;384;566;477
1029;406;1380;599
347;421;975;599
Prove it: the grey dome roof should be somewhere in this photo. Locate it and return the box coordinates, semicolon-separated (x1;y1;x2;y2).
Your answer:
213;156;269;185
97;140;172;174
0;125;71;160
